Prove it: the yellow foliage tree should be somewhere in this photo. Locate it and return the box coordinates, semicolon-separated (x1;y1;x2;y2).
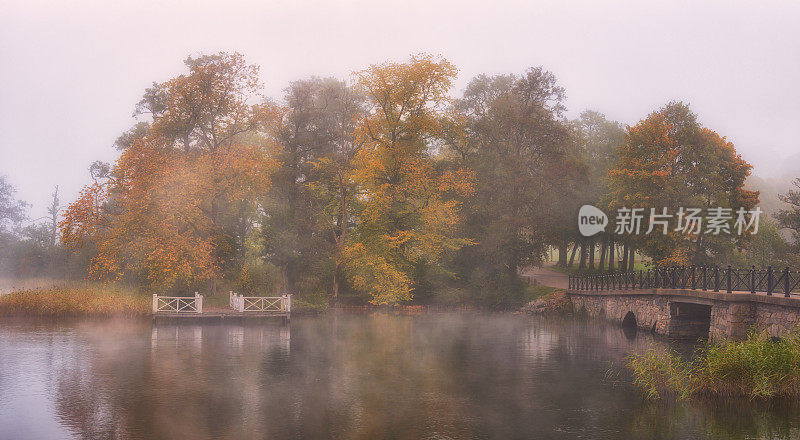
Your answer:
345;54;474;305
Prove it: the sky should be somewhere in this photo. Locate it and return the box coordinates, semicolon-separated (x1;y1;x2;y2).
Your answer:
1;0;799;220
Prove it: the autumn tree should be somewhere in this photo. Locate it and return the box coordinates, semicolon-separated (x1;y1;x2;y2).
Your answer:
61;136;273;291
62;52;275;292
344;54;473;305
135;52;266;152
608;102;758;266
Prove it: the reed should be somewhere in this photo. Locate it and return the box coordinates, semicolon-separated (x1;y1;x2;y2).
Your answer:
626;328;800;399
0;283;150;317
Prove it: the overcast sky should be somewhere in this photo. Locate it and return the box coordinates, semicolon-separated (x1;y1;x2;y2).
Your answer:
1;0;799;219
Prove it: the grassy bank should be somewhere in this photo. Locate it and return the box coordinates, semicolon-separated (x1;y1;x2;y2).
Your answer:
0;283;150;318
626;329;800;399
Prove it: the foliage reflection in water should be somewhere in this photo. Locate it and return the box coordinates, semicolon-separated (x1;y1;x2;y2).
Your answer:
0;314;799;439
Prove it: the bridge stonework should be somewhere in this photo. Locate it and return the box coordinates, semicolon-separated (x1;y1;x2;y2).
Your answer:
567;289;800;340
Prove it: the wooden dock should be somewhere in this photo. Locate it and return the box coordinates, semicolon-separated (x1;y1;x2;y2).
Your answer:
152;292;291;324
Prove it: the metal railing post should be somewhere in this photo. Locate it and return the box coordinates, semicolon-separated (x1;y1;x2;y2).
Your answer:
785;267;791;298
701;266;707;291
726;266;732;293
767;266;773;296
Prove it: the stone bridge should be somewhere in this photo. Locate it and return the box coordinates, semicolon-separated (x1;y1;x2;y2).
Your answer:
567;288;800;340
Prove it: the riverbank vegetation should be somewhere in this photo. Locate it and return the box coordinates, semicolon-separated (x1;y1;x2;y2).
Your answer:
0;284;149;317
626;329;800;400
1;51;798;310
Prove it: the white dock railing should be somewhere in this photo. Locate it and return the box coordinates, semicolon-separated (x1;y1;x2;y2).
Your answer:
152;293;203;314
229;291;291;313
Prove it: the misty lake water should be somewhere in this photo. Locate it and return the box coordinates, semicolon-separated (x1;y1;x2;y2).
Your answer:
1;313;799;440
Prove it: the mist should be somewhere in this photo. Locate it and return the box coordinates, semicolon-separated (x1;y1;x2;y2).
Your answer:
2;0;799;218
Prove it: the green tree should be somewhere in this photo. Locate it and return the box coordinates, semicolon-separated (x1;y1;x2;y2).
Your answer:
453;68;581;304
775;178;800;265
0;175;27;240
261;77;365;300
571;111;626;271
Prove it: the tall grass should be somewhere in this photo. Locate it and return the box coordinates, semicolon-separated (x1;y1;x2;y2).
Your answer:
0;283;150;317
626;328;800;399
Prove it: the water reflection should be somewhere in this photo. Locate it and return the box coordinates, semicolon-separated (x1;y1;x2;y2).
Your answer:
0;314;798;439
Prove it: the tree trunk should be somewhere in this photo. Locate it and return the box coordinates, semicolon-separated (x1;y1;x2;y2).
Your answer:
627;245;635;271
588;237;595;270
598;235;607;271
608;235;615;272
568;241;578;267
558;240;568;267
579;239;587;269
332;180;348;305
622;243;629;272
331;268;339;305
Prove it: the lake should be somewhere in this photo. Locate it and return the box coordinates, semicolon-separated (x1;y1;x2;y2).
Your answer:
0;313;798;439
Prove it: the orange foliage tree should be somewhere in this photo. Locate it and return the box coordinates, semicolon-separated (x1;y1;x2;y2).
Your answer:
608;102;758;266
62;52;276;291
61;137;273;290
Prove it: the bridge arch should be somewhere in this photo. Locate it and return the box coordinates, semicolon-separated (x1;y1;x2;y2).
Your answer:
622;311;637;328
622;311;638;339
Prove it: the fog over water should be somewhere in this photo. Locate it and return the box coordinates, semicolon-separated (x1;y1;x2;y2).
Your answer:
0;313;798;439
1;0;799;218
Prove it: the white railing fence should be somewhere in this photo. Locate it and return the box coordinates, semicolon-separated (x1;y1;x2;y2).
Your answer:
229;291;291;313
152;293;203;314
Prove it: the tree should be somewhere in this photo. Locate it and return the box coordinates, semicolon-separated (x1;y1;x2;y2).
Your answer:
344;54;474;305
0;176;28;274
134;52;266;153
62;52;276;292
0;175;27;239
259;77;365;300
776;178;800;264
452;67;580;302
608;102;758;266
572;111;626;271
736;218;789;268
47;185;60;247
61;137;273;290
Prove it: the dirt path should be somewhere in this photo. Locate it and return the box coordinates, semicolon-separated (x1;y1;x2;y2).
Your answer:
522;265;569;289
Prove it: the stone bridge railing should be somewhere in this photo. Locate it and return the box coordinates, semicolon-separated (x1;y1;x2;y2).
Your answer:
569;265;800;297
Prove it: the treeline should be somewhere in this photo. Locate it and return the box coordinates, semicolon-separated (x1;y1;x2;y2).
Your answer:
0;184;77;280
3;52;799;308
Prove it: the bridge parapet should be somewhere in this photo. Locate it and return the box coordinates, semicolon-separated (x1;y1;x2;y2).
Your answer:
569;265;800;297
567;284;800;340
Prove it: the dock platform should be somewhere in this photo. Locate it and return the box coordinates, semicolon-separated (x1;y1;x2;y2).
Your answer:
152;293;292;324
